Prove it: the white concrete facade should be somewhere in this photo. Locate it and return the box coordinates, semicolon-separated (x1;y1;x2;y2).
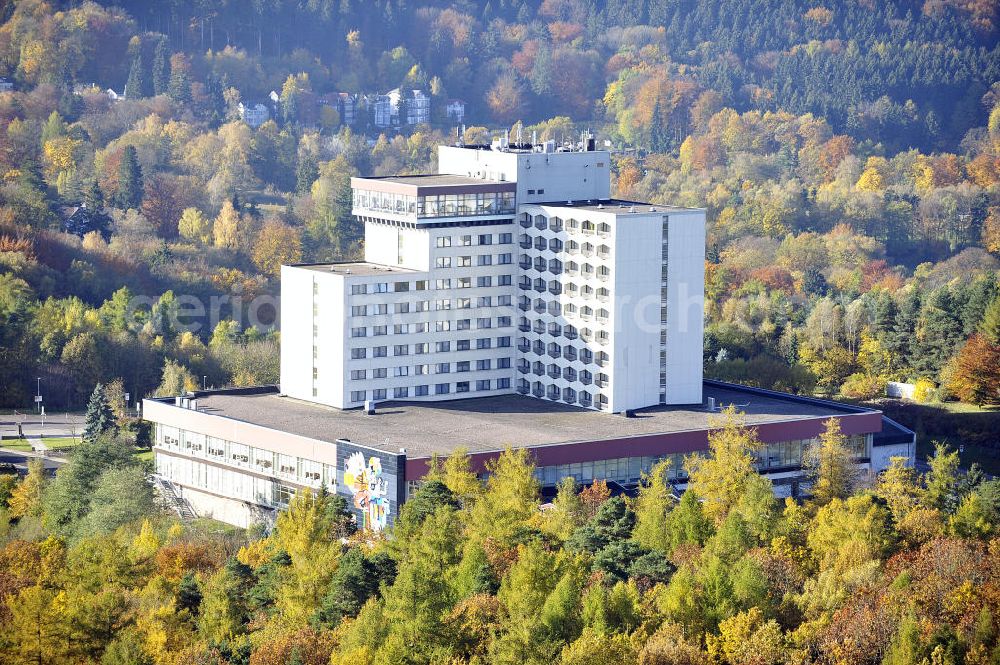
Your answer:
513;203;704;412
281;145;706;412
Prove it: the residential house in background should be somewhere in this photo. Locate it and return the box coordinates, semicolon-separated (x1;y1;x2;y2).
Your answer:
239;101;271;128
403;89;430;125
0;77;13;92
373;88;431;128
446;99;465;124
372;93;394;128
318;92;357;127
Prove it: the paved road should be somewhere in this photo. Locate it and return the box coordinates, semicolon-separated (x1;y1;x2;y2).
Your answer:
0;412;85;439
0;448;66;476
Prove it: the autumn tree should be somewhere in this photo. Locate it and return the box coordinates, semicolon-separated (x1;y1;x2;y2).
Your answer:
467;447;539;550
8;458;46;519
212;199;241;250
946;334;1000;406
252;219;302;276
177;207;212;245
486;72;526;125
685;407;767;525
803;418;857;507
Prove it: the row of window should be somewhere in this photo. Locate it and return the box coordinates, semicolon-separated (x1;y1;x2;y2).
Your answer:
435;232;513;247
516;379;609;408
518;261;612;281
349;293;513;319
350;317;513;338
534;454;688;487
518;235;611;257
351;275;514;296
435;253;513;268
345;357;512;380
753;435;868;470
155;455;303;509
517;340;610;364
349;336;512;359
517;362;609;385
520;214;612;236
353;189;515;218
350;377;512;402
156;425;335;489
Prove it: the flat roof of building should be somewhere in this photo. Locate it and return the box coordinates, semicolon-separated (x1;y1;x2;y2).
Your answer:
355;174;508;187
530;199;703;215
157;382;875;460
288;262;420;277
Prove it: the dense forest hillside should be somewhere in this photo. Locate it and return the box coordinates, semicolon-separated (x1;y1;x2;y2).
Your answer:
10;0;998;152
2;411;1000;664
0;2;999;663
0;0;997;415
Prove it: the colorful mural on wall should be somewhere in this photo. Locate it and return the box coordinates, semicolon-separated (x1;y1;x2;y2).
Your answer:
344;451;391;531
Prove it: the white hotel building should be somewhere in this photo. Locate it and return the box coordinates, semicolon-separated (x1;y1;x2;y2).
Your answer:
144;141;914;529
281;142;706;413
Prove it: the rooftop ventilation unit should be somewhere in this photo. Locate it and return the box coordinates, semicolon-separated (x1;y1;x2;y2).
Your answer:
364;400;377;415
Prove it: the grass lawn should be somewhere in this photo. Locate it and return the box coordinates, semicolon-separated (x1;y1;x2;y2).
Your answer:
37;436;83;450
0;436;83;452
0;440;32;452
879;399;1000;475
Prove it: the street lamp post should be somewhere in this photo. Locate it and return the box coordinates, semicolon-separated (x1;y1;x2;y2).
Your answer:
202;376;207;391
36;377;42;414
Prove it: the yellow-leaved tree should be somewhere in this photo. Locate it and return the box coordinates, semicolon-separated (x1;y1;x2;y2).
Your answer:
177;207;211;244
252;219;302;277
8;458;46;519
212;199;241;250
685;406;765;525
803;418;858;507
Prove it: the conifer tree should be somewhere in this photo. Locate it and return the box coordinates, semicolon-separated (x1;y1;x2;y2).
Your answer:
685;406;765;525
980;296;1000;344
152;37;169;95
83;383;116;442
632;460;674;554
113;146;143;210
168;54;192;104
126;54;146;99
83;179;103;210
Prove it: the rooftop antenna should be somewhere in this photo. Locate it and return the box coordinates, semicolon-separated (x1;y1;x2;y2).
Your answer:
532;130;537;147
